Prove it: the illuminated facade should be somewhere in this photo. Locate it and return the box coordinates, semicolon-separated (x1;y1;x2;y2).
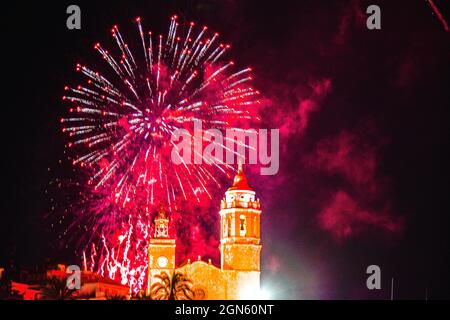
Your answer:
147;164;262;300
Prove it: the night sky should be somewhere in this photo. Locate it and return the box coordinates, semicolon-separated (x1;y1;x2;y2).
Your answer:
1;0;449;299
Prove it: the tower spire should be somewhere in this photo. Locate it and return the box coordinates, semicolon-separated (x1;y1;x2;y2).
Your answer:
157;202;167;220
228;163;252;191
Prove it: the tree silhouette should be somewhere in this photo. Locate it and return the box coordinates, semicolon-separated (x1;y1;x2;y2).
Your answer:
0;269;23;300
149;271;205;300
40;276;76;300
106;292;126;300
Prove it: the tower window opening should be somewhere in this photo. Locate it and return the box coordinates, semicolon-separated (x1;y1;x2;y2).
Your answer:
227;217;231;237
223;219;228;237
239;214;247;237
155;224;168;238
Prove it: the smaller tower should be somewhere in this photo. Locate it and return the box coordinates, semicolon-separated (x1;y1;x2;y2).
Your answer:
147;205;176;295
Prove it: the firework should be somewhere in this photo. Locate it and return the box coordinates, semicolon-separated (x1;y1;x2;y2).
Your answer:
62;15;260;212
427;0;449;32
60;16;261;293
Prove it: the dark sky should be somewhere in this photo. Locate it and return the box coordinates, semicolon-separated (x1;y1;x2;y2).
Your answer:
0;0;449;299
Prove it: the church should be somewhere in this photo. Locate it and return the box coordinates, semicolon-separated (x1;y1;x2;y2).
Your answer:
147;164;262;300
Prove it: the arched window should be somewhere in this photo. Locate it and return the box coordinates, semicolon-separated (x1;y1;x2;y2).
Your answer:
223;219;227;237
227;217;231;237
239;214;247;237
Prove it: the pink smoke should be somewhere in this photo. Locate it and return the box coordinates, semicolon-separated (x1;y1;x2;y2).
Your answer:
306;130;404;240
318;190;402;240
275;78;332;136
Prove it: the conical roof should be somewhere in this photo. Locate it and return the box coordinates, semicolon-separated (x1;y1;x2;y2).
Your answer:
227;163;253;191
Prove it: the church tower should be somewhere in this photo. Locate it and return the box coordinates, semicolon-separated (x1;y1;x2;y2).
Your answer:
147;205;176;295
219;163;262;273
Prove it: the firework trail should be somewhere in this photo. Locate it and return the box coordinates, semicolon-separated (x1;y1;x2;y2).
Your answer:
60;16;261;293
427;0;449;32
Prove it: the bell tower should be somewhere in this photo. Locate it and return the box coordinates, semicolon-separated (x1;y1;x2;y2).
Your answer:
219;163;262;272
147;205;176;295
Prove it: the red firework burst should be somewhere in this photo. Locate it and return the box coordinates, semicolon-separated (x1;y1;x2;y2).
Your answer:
62;15;260;211
59;16;261;293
